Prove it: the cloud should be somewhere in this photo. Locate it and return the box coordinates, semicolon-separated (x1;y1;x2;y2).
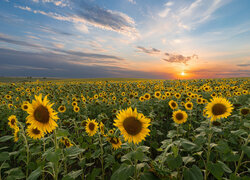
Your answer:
33;0;69;7
128;0;136;4
0;33;42;48
39;26;74;36
15;4;139;38
75;1;139;37
136;46;161;54
0;33;124;61
163;53;198;64
237;63;250;67
0;48;166;79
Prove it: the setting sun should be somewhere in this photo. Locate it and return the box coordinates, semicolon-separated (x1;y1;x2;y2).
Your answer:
181;72;185;76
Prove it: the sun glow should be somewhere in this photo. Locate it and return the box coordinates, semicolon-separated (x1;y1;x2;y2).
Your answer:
181;72;185;76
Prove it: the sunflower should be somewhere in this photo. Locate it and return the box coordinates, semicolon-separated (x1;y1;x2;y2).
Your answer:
99;122;105;135
58;105;66;113
154;91;161;98
169;100;178;110
21;103;29;111
185;102;193;110
73;106;80;112
144;93;151;100
85;119;99;136
108;129;114;135
172;110;188;124
72;101;78;106
27;126;44;140
8;115;18;129
108;137;122;150
205;97;233;122
240;108;249;116
175;93;181;99
26;94;59;133
114;107;150;144
61;137;73;148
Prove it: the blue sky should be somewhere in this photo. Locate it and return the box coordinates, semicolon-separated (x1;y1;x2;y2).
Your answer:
0;0;250;79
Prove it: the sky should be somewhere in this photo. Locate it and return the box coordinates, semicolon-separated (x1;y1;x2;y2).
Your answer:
0;0;250;79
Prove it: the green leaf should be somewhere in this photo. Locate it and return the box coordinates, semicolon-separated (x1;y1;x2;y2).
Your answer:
181;139;197;151
65;146;85;157
0;152;10;161
140;172;160;180
46;150;60;163
215;141;231;154
207;162;224;179
133;149;144;161
183;165;203;180
241;146;250;158
0;136;13;142
27;167;42;180
166;154;182;170
5;167;25;179
217;161;232;173
243;122;250;129
231;129;247;137
88;168;101;180
56;129;70;137
182;156;195;165
62;170;83;180
111;163;134;180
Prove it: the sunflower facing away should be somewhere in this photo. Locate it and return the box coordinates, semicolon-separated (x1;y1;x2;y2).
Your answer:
99;122;105;135
85;118;99;136
27;126;44;140
8;115;18;129
26;94;59;133
205;97;233;121
108;137;122;150
114;107;150;144
172;110;188;124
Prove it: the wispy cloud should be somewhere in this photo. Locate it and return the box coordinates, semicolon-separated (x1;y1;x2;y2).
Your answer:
15;3;139;38
136;46;161;54
162;53;198;64
237;63;250;67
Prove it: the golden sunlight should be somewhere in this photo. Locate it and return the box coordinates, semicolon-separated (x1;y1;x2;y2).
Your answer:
181;72;185;76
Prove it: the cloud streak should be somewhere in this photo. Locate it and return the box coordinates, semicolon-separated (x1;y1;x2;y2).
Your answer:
136;46;161;54
163;53;198;64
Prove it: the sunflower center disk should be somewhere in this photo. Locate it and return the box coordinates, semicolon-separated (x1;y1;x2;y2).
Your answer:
32;128;41;135
212;103;227;115
171;102;176;107
89;123;95;131
11;119;16;125
241;109;249;115
123;117;142;135
176;113;184;121
34;105;50;123
110;137;118;144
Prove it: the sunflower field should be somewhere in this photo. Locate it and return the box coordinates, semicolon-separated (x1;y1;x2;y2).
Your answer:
0;78;249;180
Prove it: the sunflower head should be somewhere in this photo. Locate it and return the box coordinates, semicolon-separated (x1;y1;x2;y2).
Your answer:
8;115;18;129
58;105;66;113
85;118;99;136
114;107;150;144
169;100;178;110
205;97;233;122
21;103;29;111
26;94;59;133
185;102;193;110
108;137;122;150
27;126;44;140
61;137;73;148
73;106;80;112
240;108;249;116
172;110;188;124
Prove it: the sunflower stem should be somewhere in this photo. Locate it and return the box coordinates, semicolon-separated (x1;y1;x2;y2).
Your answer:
205;121;212;180
42;137;46;180
19;122;30;178
98;132;105;180
54;129;59;180
234;134;250;176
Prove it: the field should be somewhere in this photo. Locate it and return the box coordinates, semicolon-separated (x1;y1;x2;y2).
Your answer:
0;78;249;180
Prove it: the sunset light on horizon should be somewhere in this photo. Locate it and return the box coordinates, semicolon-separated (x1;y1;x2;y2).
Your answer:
0;0;249;79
